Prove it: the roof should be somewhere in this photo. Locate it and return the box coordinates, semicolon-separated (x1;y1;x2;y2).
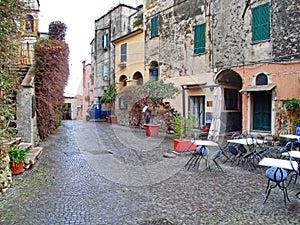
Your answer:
240;84;276;92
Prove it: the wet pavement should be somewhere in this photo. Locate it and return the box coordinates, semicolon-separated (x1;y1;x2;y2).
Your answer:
0;120;299;225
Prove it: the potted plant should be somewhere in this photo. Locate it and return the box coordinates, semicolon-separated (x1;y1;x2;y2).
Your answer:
100;83;118;123
137;80;180;136
8;144;27;175
285;98;299;113
173;112;198;152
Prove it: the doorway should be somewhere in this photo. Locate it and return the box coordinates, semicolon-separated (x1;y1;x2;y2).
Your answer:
252;92;271;131
189;96;205;128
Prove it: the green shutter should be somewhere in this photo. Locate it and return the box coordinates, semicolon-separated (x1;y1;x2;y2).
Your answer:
194;23;206;54
105;33;109;47
101;35;105;48
252;3;270;43
151;16;158;38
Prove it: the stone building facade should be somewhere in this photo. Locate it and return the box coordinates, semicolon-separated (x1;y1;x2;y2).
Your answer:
143;0;300;136
91;4;139;102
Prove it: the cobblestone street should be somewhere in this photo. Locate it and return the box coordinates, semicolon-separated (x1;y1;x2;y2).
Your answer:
0;120;299;224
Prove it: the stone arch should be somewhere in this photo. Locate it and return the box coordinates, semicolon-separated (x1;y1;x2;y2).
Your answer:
119;74;128;87
255;73;269;85
214;69;243;132
132;71;143;85
149;61;159;81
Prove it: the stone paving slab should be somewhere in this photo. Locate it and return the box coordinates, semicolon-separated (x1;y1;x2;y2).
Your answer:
0;120;299;225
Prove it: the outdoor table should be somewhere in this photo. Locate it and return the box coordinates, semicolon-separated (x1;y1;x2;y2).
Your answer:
227;138;265;145
282;151;300;159
259;157;298;171
279;134;300;140
193;140;219;147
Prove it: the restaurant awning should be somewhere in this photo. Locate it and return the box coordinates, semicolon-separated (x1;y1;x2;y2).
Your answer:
240;84;276;92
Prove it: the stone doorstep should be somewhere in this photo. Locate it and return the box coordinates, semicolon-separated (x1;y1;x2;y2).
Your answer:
18;142;32;150
24;147;43;169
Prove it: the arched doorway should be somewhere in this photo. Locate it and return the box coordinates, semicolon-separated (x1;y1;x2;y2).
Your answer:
215;69;243;132
132;71;143;85
149;61;158;81
119;75;127;87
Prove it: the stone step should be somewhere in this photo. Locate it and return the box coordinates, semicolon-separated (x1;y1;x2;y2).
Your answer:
24;147;43;169
18;142;32;150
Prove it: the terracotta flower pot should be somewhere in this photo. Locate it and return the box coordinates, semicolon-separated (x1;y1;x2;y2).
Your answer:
10;162;24;175
144;124;160;136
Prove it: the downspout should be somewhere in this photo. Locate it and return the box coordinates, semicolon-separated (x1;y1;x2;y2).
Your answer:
182;86;186;118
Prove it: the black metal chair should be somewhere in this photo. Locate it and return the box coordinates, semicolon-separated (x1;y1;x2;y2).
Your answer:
286;152;300;199
263;166;289;209
185;145;210;170
210;149;224;172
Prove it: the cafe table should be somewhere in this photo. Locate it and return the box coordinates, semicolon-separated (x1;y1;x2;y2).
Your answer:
279;134;300;140
282;151;300;159
259;157;298;171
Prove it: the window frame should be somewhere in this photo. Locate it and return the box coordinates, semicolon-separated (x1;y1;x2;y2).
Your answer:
102;33;109;49
121;43;127;62
194;23;206;55
252;3;270;43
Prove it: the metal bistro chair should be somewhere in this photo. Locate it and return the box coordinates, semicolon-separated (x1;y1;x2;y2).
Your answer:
286;152;300;200
263;166;290;209
185;145;210;171
210;149;224;172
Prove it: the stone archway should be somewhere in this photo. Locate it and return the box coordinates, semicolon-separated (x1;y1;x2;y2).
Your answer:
132;71;143;85
149;61;158;81
214;69;243;132
119;74;127;87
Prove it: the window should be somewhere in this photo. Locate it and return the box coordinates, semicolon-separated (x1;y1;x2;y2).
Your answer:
256;73;268;85
150;16;159;38
252;3;270;43
119;96;128;110
101;63;109;78
224;89;239;110
121;43;127;62
102;33;109;49
194;23;206;55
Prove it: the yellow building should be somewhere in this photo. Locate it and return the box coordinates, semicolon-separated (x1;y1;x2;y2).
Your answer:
113;28;148;126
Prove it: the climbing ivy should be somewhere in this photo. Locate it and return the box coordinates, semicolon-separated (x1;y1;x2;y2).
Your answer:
0;0;25;139
34;22;69;139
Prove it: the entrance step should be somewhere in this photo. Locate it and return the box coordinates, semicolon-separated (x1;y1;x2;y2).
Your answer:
24;147;43;169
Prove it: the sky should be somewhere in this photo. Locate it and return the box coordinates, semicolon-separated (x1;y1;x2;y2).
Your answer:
38;0;142;96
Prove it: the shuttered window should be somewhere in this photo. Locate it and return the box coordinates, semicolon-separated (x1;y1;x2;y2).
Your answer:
102;33;109;48
121;43;127;62
194;23;206;55
252;3;270;43
151;16;159;38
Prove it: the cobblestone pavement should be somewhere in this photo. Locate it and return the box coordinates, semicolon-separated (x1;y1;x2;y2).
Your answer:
0;120;299;225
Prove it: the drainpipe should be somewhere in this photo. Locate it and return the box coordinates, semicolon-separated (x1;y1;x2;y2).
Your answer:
182;86;186;118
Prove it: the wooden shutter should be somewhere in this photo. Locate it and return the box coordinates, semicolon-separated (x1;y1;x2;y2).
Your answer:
151;16;158;38
252;3;270;42
194;23;206;54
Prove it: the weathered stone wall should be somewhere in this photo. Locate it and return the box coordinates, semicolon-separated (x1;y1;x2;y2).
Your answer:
212;0;299;69
145;0;212;79
272;0;300;60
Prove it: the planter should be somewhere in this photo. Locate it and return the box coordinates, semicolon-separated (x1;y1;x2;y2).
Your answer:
202;125;209;132
144;124;160;137
10;162;24;175
174;139;197;152
110;115;117;124
106;117;111;123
